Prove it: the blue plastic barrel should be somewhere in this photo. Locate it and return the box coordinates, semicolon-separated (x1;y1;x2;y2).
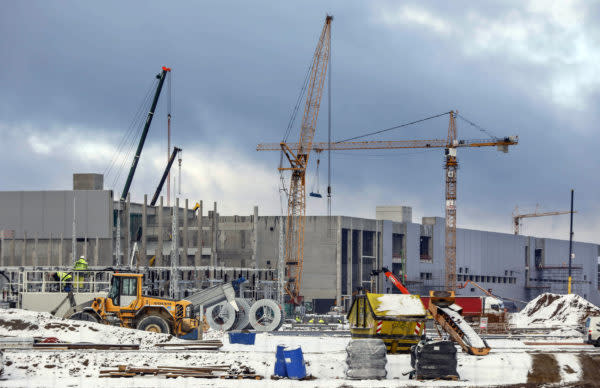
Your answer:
228;331;256;345
283;346;306;379
274;344;287;377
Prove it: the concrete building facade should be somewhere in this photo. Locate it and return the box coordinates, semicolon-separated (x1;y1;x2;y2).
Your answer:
1;184;599;312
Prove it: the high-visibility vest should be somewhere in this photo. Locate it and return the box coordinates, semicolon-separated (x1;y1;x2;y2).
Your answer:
56;272;72;284
74;258;88;270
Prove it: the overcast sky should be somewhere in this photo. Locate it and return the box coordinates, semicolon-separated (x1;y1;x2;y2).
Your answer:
1;1;599;243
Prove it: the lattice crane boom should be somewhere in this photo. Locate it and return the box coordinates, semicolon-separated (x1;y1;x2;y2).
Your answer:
513;209;576;235
278;15;332;304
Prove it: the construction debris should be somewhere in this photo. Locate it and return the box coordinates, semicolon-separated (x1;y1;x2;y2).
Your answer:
33;342;140;350
154;340;223;350
99;364;262;379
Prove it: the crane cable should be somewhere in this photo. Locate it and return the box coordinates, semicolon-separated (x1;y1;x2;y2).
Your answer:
335;111;452;143
456;113;499;140
279;56;316;210
104;79;157;178
105;79;158;190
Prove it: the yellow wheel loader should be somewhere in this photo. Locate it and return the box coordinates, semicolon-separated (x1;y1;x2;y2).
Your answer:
63;272;238;336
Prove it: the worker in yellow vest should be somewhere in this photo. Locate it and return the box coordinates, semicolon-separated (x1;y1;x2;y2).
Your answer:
53;271;72;292
73;256;88;291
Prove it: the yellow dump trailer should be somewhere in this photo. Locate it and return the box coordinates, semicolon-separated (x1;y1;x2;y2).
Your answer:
347;292;427;353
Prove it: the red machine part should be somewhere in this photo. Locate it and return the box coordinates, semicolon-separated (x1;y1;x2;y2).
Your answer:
380;267;410;295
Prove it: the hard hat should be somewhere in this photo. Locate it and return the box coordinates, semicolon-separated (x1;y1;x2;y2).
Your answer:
79;256;85;259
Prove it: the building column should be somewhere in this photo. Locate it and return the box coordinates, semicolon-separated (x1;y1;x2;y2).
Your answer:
22;232;28;266
59;233;63;267
125;193;131;266
11;235;16;266
211;202;218;269
195;200;203;267
347;229;352;295
158;196;164;266
47;233;52;266
358;230;363;289
252;205;258;270
94;236;99;267
336;216;342;306
183;198;189;266
142;194;147;266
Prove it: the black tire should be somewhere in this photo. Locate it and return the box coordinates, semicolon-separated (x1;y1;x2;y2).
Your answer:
136;315;171;334
69;311;99;323
595;338;600;348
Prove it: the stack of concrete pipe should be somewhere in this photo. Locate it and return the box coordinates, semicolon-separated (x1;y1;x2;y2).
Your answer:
205;298;284;332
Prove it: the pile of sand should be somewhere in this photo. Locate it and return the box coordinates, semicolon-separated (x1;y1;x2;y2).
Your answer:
511;293;600;328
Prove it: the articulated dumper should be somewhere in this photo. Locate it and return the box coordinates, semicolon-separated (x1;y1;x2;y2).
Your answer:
63;272;237;336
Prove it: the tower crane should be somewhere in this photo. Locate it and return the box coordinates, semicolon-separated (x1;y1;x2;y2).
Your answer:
271;15;332;304
258;112;518;292
512;206;576;235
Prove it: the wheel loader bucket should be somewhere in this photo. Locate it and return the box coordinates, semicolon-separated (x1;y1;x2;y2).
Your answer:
184;283;238;311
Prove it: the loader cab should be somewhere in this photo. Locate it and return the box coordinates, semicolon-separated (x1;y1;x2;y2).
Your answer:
107;273;143;308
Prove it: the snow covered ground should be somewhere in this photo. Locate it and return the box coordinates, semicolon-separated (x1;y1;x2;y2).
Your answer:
1;305;598;387
2;330;597;387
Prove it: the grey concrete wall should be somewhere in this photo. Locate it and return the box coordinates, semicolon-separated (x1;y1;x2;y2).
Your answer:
0;190;113;239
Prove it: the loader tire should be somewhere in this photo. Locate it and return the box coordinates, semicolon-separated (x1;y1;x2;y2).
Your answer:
137;315;170;334
68;311;99;323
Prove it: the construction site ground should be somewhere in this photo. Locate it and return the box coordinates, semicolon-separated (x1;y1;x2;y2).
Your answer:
1;315;599;387
3;293;600;387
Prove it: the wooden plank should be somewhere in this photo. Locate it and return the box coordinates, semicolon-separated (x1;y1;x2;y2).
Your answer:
523;342;591;346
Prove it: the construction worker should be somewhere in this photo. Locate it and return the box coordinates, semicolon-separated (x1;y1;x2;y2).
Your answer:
73;256;88;291
318;318;325;324
53;271;72;292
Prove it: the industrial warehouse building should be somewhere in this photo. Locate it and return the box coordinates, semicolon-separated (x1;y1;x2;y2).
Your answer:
1;174;599;312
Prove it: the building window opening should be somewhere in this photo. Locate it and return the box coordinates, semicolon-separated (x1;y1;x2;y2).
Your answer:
392;233;403;260
420;236;431;261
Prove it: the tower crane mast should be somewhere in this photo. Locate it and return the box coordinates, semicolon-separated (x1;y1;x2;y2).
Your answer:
278;15;332;304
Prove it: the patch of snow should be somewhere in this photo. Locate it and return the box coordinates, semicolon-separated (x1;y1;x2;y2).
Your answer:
510;293;600;329
441;307;486;349
555;353;582;384
375;294;426;316
0;308;184;348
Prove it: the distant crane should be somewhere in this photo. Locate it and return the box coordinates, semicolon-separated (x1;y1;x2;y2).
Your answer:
151;147;182;206
263;15;332;305
258;112;518;292
116;66;171;265
512;206;576;235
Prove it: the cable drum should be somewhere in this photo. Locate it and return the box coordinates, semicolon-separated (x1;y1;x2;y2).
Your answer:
233;298;252;330
248;299;283;332
205;301;237;331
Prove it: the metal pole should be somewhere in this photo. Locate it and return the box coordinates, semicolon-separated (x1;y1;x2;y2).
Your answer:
568;189;574;294
278;215;285;306
72;195;77;265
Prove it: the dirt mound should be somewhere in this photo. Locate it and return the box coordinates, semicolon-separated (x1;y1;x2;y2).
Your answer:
511;293;600;328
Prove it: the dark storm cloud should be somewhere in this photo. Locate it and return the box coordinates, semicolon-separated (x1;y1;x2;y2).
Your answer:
1;1;598;242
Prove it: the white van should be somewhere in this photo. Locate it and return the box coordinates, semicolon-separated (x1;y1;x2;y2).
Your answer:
584;316;600;346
